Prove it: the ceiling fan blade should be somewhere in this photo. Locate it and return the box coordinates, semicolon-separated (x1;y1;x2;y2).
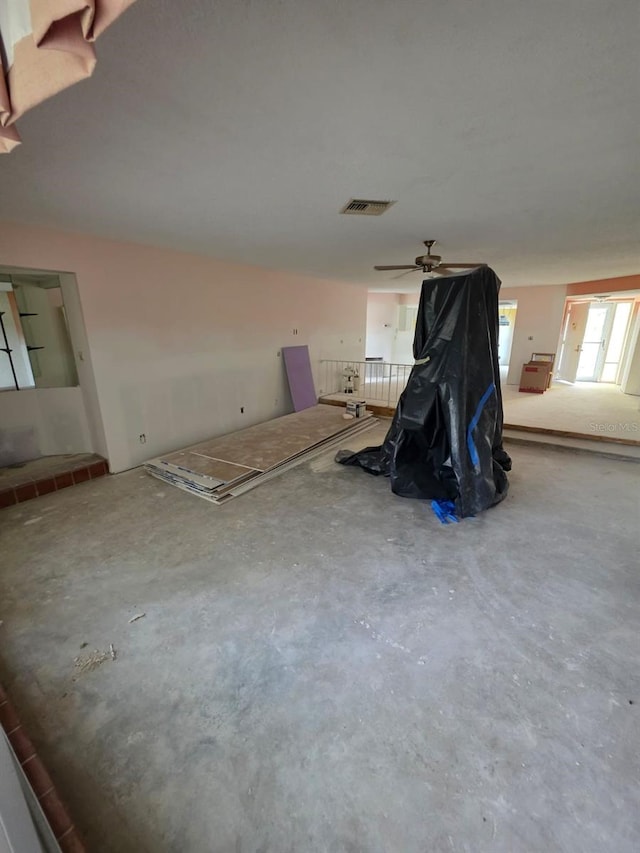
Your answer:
392;267;422;280
438;262;486;269
374;265;420;271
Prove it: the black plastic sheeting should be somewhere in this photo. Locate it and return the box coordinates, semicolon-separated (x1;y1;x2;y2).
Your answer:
337;266;512;518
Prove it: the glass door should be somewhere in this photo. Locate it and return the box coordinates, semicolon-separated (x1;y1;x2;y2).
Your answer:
576;301;633;383
576;304;613;381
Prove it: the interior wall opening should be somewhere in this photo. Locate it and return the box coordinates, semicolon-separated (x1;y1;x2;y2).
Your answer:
0;264;106;470
0;272;78;391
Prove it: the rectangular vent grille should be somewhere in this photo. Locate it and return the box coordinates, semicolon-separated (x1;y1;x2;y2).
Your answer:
340;198;396;216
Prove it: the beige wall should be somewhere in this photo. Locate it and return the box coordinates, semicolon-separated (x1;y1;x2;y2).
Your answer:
500;285;568;384
0;222;367;472
366;293;399;362
0;387;93;459
395;294;421;363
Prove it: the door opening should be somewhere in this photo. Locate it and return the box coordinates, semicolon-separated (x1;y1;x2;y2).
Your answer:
576;301;632;383
498;301;517;380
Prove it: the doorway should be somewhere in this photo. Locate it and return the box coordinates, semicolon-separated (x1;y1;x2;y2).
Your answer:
557;299;633;384
498;300;517;381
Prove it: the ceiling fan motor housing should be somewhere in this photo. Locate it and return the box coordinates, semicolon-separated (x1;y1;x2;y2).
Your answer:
416;254;442;267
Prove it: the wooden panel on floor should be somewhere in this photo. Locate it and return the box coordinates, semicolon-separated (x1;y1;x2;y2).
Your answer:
161;451;258;483
165;405;371;473
146;416;378;504
145;409;378;505
153;461;260;494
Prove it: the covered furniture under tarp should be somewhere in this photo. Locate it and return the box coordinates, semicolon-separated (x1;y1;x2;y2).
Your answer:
337;266;511;518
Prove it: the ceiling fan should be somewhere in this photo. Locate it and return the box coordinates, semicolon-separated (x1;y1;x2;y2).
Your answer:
374;240;486;277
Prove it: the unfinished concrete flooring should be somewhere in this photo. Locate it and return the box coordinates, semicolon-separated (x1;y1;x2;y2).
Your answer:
0;426;639;853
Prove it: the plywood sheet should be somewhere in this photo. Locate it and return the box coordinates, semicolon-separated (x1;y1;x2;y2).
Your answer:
145;416;378;505
161;451;256;483
223;419;378;498
174;405;370;473
155;462;224;490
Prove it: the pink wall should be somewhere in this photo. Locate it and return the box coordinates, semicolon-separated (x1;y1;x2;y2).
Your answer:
0;222;367;471
399;292;420;306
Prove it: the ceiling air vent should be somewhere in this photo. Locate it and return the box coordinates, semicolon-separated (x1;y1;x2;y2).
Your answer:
340;198;396;216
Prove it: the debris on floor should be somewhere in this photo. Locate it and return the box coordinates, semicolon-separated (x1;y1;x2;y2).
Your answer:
73;647;115;676
128;612;146;623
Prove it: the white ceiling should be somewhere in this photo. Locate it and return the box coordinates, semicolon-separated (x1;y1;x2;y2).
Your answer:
1;0;639;293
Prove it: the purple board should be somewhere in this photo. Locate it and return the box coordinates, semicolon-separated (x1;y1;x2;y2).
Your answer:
282;345;317;412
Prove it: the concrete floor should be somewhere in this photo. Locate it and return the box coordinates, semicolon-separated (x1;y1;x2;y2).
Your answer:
0;424;639;853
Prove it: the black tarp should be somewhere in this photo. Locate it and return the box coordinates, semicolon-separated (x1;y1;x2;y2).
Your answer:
337;266;511;518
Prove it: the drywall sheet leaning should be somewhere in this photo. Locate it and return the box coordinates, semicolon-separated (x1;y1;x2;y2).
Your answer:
282;345;317;411
145;404;376;504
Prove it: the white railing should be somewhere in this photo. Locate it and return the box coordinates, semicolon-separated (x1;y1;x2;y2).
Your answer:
318;359;413;409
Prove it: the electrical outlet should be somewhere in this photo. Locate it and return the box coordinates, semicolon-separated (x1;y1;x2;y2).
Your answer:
139;433;146;444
